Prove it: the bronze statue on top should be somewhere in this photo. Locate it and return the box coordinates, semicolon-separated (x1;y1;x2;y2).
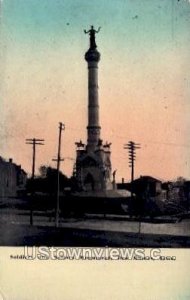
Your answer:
84;26;101;49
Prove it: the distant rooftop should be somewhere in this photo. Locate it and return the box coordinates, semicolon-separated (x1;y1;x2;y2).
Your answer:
134;176;162;183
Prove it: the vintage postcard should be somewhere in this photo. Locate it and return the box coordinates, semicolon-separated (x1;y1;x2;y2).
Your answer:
0;0;190;299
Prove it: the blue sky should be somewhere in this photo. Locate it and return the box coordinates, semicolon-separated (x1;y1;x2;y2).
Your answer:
1;0;190;181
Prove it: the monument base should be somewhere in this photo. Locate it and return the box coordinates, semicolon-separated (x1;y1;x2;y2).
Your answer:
75;143;112;192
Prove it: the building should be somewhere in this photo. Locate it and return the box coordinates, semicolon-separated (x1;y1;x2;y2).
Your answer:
0;157;27;198
75;26;112;192
132;176;162;198
184;181;190;210
162;179;189;209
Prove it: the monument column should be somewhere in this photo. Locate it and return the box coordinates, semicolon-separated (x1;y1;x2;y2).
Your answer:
84;26;101;152
75;27;112;191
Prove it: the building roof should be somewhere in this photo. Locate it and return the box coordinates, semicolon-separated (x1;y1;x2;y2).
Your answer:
133;176;162;183
0;156;27;175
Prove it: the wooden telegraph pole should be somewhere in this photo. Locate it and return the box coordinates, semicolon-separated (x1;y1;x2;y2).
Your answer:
52;122;65;228
124;141;141;232
26;138;45;225
124;141;141;198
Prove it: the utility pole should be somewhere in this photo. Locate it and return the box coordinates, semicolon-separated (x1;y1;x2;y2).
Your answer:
124;141;141;233
124;141;141;198
26;138;45;225
52;122;65;228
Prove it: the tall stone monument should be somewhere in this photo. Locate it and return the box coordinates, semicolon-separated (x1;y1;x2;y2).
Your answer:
75;26;112;192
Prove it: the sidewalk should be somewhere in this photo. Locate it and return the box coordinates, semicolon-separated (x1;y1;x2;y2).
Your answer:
1;209;190;237
59;217;190;237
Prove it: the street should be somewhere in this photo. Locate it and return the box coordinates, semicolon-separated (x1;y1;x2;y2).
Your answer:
0;204;190;247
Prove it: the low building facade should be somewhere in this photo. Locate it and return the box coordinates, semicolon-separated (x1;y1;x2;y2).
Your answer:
0;157;27;198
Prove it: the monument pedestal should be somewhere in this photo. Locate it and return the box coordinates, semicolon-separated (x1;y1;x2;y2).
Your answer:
75;144;112;192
